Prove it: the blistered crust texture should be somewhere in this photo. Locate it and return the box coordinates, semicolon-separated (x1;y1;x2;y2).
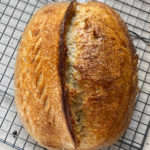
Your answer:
66;1;138;150
15;1;138;150
15;2;74;150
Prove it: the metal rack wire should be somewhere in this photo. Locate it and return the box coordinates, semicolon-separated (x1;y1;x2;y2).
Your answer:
0;0;150;150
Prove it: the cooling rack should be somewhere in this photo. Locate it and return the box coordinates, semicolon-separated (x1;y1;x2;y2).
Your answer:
0;0;150;150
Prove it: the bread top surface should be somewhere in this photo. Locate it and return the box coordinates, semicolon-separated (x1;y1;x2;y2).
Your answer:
65;2;138;149
15;1;138;150
15;2;75;149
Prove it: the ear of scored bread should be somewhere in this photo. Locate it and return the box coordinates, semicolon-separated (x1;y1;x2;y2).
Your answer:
14;1;138;150
15;1;76;149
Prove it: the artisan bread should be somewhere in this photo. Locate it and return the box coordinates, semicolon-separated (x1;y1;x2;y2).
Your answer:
14;1;138;150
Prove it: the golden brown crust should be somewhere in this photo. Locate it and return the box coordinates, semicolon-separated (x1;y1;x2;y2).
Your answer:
15;1;138;150
65;1;138;149
14;2;75;149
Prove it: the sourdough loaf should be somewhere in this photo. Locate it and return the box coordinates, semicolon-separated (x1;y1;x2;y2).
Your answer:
15;1;138;149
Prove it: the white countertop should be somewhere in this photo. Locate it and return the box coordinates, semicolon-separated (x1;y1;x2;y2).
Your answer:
0;141;16;150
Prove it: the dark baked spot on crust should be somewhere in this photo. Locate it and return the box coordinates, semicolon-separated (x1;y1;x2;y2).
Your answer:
33;28;40;36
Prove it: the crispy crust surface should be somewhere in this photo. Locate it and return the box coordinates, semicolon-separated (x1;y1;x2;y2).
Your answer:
65;1;138;149
15;1;138;150
15;2;75;149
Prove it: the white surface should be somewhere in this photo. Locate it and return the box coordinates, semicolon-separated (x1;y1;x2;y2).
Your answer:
0;141;15;150
143;129;150;150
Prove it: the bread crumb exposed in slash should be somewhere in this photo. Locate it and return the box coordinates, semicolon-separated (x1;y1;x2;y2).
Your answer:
66;4;87;145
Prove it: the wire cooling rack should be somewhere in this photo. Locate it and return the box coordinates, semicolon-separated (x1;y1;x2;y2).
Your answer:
0;0;150;150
